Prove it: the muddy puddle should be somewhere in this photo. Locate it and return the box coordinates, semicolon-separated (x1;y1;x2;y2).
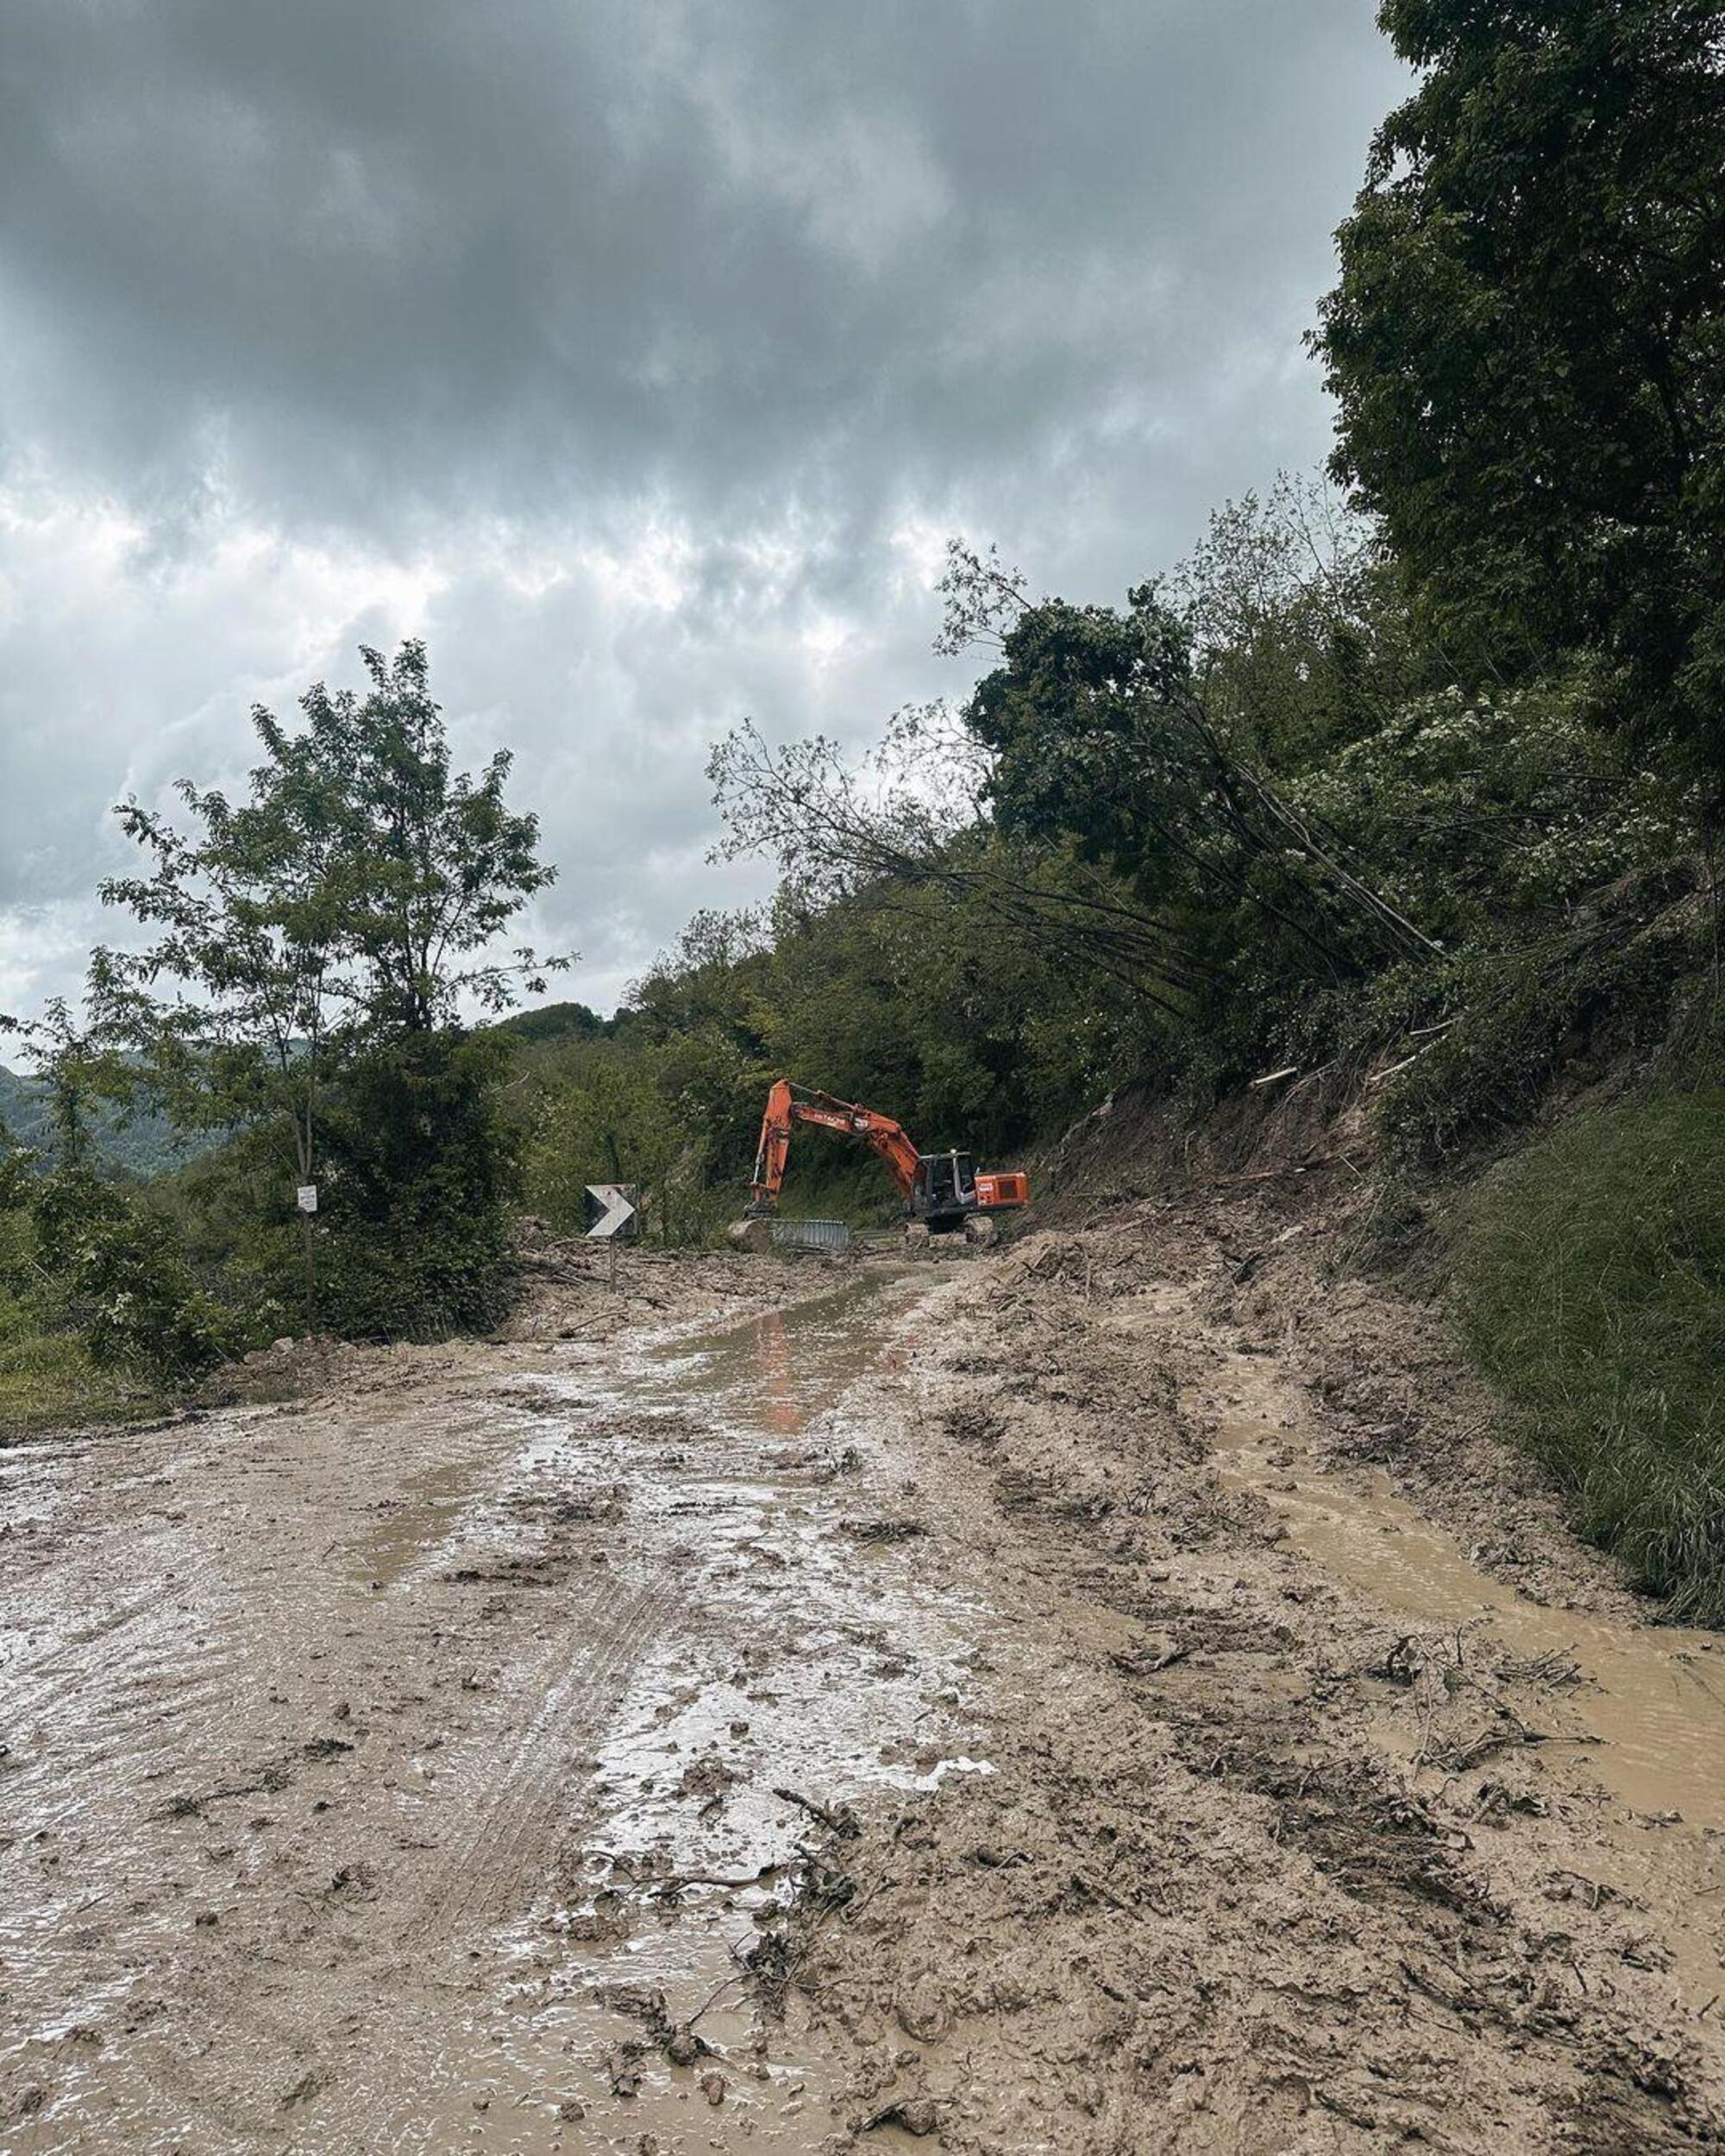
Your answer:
0;1263;992;2154
349;1458;477;1588
1208;1366;1725;1991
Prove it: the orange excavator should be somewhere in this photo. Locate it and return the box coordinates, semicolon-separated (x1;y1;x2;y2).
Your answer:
730;1079;1031;1250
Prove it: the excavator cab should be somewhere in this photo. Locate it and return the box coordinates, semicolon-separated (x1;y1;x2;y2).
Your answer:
910;1150;978;1229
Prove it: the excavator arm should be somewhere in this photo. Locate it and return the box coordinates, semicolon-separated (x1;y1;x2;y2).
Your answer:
748;1079;920;1213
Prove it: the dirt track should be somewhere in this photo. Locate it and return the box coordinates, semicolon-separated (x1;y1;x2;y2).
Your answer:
3;1219;1722;2153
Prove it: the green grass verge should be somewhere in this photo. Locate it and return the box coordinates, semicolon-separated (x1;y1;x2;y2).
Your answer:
0;1305;162;1441
1456;1084;1725;1623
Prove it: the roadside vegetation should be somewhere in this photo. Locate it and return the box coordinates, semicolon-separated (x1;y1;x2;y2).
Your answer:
1;643;564;1423
2;0;1721;1623
0;1313;160;1441
1459;1087;1725;1624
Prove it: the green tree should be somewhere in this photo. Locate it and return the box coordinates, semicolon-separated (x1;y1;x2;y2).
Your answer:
1315;0;1725;768
1164;474;1427;769
298;641;562;1032
92;640;566;1339
0;998;102;1173
524;1055;717;1244
316;1029;524;1338
89;714;351;1219
958;581;1440;1005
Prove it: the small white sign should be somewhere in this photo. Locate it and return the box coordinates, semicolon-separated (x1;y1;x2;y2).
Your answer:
584;1182;638;1241
297;1185;318;1215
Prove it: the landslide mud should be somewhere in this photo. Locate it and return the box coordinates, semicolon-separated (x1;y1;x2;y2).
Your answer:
5;1213;1724;2155
772;1225;1725;2153
1;1257;990;2153
1209;1368;1725;1838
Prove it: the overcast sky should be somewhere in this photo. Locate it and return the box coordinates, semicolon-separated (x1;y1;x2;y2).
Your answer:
0;0;1405;1029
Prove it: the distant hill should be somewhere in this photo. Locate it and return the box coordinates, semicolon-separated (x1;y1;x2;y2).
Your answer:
0;1065;212;1181
0;1065;63;1159
494;1001;631;1045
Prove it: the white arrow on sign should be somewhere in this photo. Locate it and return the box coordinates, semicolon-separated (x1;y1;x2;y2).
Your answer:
584;1183;638;1240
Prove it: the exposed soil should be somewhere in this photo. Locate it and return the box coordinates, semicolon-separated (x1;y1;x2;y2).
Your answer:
3;1208;1722;2153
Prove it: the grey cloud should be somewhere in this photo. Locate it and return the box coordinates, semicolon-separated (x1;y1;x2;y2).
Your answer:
0;0;1401;533
0;0;1404;1019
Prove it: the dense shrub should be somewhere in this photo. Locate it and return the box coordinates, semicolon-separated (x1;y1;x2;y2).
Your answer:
314;1030;520;1339
9;1163;237;1388
1378;871;1710;1163
69;1211;238;1382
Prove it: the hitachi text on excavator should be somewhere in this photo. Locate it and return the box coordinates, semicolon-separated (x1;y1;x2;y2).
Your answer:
729;1079;1030;1251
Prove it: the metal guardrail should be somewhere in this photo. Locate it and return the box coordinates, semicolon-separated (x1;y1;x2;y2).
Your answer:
771;1217;852;1255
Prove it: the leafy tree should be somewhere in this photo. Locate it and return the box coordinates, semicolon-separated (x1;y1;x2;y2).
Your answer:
1164;474;1427;769
751;860;1145;1153
708;710;1201;1011
316;1029;523;1338
0;998;103;1173
297;641;563;1032
91;640;565;1338
497;1000;620;1045
959;580;1441;998
1316;0;1725;769
64;1210;237;1383
89;719;351;1215
710;532;1449;1098
524;1055;719;1244
1;1000;122;1294
1289;674;1689;949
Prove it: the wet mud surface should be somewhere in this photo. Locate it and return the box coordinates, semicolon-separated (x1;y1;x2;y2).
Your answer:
2;1260;985;2153
4;1213;1724;2153
784;1217;1724;2153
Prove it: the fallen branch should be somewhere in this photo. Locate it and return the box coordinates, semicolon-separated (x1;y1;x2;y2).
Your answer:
773;1787;861;1839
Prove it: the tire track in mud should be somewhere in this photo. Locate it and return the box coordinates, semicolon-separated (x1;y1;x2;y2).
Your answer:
1;1539;233;1862
3;1588;168;1708
109;1580;675;2156
399;1576;668;1952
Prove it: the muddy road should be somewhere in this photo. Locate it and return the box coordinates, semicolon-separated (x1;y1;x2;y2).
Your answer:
3;1223;1723;2153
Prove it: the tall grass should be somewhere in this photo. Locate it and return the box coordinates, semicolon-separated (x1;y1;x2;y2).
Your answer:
1458;1086;1725;1622
0;1294;157;1441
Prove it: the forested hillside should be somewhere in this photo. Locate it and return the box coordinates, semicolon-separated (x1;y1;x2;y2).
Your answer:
0;1063;212;1180
512;479;1711;1234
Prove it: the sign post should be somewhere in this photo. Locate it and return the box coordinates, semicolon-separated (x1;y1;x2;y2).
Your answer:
584;1183;638;1289
583;1184;638;1242
297;1184;317;1334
